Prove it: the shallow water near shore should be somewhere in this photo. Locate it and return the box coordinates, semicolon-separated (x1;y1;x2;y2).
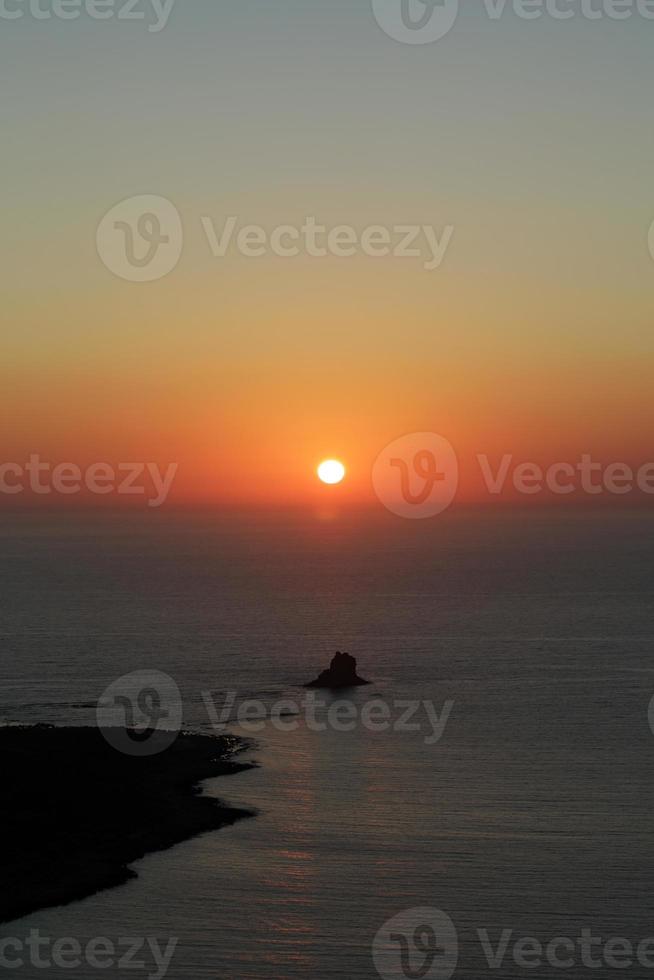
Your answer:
2;507;654;978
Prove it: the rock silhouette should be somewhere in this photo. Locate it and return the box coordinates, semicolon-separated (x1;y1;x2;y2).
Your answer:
0;725;254;924
305;651;370;689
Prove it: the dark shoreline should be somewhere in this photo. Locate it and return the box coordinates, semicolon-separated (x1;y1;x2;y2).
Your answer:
1;725;256;924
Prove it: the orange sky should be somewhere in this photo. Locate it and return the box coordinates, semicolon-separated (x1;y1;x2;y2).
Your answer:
3;7;654;510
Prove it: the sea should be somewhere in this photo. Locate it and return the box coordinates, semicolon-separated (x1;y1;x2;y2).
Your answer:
1;506;653;979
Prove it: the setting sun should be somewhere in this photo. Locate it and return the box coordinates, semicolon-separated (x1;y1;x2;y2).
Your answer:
317;459;346;485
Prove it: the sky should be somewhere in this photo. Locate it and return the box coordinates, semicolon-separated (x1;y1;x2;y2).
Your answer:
2;1;654;507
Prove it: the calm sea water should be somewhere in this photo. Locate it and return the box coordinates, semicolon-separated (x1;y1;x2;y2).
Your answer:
1;507;653;979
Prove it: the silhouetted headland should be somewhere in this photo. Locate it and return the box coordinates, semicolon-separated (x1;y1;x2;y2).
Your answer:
0;725;255;924
305;651;370;689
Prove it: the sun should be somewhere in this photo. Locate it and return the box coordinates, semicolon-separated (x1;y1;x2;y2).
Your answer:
317;459;346;485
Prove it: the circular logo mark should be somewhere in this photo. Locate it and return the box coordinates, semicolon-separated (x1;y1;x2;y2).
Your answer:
97;669;182;756
372;432;458;519
96;195;183;282
373;907;458;980
371;0;459;44
647;693;654;736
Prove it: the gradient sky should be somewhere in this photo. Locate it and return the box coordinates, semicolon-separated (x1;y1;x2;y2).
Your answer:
2;2;654;505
